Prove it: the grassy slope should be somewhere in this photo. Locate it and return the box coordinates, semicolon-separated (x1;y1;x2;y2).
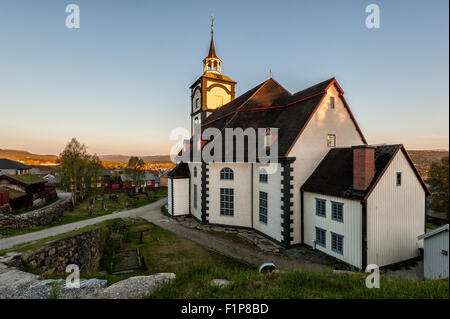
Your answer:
15;217;448;299
149;265;449;299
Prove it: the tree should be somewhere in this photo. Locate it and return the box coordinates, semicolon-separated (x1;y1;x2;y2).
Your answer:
428;156;449;218
57;138;89;206
86;154;104;201
125;156;145;191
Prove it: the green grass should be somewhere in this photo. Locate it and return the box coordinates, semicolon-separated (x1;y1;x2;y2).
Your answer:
0;191;167;238
148;264;449;299
7;174;46;185
160;204;171;218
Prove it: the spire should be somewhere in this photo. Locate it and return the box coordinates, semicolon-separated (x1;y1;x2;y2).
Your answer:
203;15;221;74
207;35;218;59
207;15;217;59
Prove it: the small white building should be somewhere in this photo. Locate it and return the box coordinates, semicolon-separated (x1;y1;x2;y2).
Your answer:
418;224;449;280
302;145;430;269
167;163;190;216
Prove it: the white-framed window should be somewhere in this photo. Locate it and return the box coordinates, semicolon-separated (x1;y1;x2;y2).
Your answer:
220;167;234;180
220;188;234;216
193;184;198;209
316;227;326;247
331;233;344;255
329;96;335;109
316;198;326;217
259;191;268;224
331;201;344;223
327;134;336;147
396;172;402;186
259;168;268;183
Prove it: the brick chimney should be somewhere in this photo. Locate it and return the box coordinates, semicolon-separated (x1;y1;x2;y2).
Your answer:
353;145;376;191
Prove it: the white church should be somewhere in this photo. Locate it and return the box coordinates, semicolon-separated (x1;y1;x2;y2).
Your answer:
168;24;430;270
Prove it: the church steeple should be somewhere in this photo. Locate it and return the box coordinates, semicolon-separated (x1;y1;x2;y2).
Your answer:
203;15;221;74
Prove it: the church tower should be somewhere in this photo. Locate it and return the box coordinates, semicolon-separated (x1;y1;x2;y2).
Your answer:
190;16;236;136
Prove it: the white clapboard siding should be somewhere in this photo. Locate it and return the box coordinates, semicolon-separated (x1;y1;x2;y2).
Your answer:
423;230;449;279
252;163;283;243
303;191;363;268
287;85;366;244
168;178;173;215
171;178;190;216
189;163;202;221
208;162;252;227
367;150;425;267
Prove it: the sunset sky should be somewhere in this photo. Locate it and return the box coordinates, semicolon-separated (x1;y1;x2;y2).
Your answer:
0;0;448;156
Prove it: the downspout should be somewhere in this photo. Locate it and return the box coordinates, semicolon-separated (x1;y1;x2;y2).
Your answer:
361;199;368;271
301;190;304;244
251;163;254;229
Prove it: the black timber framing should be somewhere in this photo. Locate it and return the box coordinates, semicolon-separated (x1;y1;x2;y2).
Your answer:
280;157;295;247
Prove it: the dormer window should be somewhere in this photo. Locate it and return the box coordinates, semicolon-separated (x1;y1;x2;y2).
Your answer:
329;97;335;109
327;134;336;147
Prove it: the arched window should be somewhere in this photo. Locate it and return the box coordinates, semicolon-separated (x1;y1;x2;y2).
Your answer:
194;167;197;178
220;167;234;180
259;168;268;183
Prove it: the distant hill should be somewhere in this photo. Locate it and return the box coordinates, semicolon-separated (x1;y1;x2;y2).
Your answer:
0;149;172;165
99;154;172;163
407;150;449;180
0;149;58;165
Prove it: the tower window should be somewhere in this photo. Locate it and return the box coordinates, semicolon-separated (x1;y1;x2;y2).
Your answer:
259;168;268;183
195;98;200;108
194;167;197;178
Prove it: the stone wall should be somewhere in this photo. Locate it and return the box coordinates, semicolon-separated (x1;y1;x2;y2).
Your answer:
0;198;72;230
20;228;102;274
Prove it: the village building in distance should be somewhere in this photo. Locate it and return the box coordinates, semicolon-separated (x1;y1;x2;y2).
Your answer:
168;25;431;270
0;159;56;211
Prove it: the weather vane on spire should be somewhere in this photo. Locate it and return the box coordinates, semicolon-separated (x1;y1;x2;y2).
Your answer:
210;14;215;36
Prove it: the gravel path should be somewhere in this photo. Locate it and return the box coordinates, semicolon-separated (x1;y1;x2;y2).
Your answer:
0;198;167;251
139;209;327;273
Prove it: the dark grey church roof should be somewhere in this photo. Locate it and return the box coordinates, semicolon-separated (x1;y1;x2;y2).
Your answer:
200;77;366;159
